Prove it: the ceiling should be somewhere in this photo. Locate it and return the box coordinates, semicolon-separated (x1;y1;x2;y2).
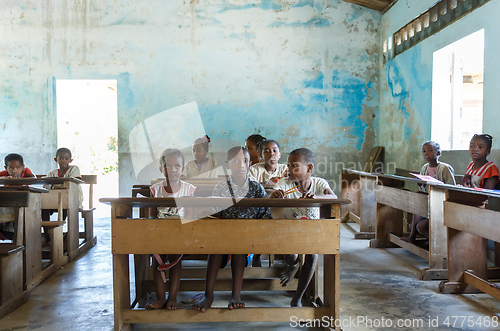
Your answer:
343;0;397;13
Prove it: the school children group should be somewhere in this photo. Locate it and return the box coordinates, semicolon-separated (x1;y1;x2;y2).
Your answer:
1;132;498;313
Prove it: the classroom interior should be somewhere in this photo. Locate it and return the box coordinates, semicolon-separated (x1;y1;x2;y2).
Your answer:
1;0;500;330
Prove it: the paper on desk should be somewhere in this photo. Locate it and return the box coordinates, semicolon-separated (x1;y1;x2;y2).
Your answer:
409;173;443;184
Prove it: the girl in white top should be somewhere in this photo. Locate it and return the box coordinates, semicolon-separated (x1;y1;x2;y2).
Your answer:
182;135;217;179
245;134;266;166
248;139;288;185
403;141;455;244
147;148;196;311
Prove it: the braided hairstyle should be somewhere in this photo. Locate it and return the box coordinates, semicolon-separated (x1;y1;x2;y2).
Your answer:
194;135;211;151
472;134;493;151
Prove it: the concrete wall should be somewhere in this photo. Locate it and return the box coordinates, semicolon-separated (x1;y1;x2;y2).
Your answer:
0;0;381;196
379;0;500;174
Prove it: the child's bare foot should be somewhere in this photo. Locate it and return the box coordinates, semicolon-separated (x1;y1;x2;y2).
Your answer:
192;296;213;313
145;300;166;310
228;296;245;310
280;263;299;287
291;295;314;308
291;297;302;307
165;297;181;310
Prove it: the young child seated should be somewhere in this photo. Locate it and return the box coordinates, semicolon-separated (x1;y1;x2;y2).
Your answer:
463;134;499;189
245;134;266;165
270;148;336;307
248;139;288;185
182;135;217;179
0;153;35;240
41;148;84;241
147;148;196;310
0;153;35;179
192;146;271;313
403;141;456;244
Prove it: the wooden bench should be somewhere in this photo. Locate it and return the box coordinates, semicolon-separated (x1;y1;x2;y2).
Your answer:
100;197;349;331
439;184;500;298
369;173;450;280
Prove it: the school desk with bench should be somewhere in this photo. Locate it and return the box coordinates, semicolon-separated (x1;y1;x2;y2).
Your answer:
437;184;500;299
99;196;349;331
0;187;48;319
367;173;450;280
0;177;95;262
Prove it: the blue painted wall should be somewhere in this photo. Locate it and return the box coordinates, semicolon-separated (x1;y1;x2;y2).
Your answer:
0;0;381;195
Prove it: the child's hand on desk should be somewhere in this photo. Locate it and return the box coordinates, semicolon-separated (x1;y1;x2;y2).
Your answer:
300;192;315;199
463;174;472;187
268;176;281;185
269;189;285;199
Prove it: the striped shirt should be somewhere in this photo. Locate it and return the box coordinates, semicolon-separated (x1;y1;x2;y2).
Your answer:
465;161;500;188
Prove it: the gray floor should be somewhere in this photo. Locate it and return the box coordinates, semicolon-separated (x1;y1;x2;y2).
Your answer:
1;218;500;331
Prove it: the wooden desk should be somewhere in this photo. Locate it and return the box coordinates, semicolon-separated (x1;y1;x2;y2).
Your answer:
368;173;451;280
0;187;47;318
341;169;379;239
100;197;349;331
438;185;500;297
0;178;89;262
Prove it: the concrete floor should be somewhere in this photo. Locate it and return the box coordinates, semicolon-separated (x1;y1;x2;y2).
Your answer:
1;217;500;331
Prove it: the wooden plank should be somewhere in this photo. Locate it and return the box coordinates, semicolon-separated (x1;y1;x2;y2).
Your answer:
375;185;428;216
464;271;500;300
341;170;361;219
114;254;130;331
123;307;331;324
323;253;340;321
0;290;30;320
100;197;351;209
23;192;42;291
359;176;377;234
389;234;428;260
67;181;81;262
428;186;447;270
112;218;340;255
143;278;298;292
0;191;29;208
444;201;500;242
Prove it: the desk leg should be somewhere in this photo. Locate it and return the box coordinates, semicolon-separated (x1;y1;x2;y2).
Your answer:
370;204;400;248
67;183;80;262
134;254;147;308
422;187;447;280
324;254;339;326
440;229;487;294
357;177;376;239
24;192;42;291
114;254;131;331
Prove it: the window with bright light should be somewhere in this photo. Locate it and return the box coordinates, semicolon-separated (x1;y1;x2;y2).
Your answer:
431;29;484;151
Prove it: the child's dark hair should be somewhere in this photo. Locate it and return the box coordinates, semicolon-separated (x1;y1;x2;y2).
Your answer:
56;147;72;158
246;134;266;155
159;148;185;166
422;141;441;153
262;139;280;151
472;134;493;150
227;146;250;161
4;153;24;166
290;148;316;166
194;135;211;151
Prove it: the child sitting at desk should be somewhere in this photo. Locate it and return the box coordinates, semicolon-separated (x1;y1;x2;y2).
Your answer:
245;134;266;165
0;153;35;240
192;146;271;313
248;139;288;185
0;153;35;179
41;148;83;241
463;134;499;189
182;135;217;179
147;148;196;310
403;141;456;244
270;148;336;307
